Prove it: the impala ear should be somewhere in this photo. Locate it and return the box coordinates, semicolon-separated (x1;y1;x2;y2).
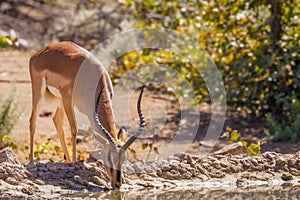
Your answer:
117;126;128;141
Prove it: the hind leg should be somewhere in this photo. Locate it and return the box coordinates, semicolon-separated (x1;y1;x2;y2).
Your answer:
61;90;78;162
53;101;71;162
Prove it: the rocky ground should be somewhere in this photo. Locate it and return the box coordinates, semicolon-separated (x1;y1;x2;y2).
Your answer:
0;147;299;199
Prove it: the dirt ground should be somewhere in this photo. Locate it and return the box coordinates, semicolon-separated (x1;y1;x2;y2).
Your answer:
0;50;299;164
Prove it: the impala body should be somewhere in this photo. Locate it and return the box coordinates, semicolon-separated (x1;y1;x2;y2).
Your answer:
29;41;145;189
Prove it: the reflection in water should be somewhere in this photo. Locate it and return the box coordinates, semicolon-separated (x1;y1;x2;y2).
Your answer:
61;184;300;199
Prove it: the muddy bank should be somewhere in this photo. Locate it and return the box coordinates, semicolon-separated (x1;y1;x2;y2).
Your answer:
0;147;299;199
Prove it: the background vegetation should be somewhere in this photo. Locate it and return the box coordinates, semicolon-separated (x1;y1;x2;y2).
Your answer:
0;0;299;142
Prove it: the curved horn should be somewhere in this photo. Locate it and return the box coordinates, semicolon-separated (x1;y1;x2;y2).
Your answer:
121;85;146;151
94;88;117;147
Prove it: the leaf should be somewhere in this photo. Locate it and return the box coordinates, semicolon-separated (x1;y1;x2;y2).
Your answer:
241;140;248;149
54;146;61;154
230;130;241;141
247;143;261;155
1;134;9;142
130;148;136;154
226;126;232;132
221;132;230;138
142;143;149;150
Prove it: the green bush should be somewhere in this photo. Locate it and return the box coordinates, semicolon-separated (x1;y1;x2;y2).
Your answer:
265;97;300;142
0;84;18;147
118;0;300;141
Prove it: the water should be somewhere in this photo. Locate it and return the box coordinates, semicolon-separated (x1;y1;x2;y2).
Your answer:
61;184;300;199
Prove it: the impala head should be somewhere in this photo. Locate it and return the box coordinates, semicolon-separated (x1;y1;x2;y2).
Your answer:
93;86;145;189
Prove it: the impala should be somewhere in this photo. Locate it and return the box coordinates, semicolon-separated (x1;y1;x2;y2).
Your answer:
29;41;145;189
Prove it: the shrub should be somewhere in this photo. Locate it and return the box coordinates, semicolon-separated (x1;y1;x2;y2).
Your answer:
0;84;18;148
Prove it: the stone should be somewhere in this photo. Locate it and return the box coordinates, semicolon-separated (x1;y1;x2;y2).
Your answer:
156;169;162;177
91;176;107;187
276;157;287;166
5;177;18;185
132;162;145;173
212;142;243;155
21;186;35;195
281;172;293;181
33;179;45;185
64;180;75;188
162;165;171;172
0;148;20;165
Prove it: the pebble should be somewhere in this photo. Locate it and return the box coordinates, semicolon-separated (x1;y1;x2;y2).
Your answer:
281;173;293;181
21;186;35;195
276;157;287;166
33;179;45;185
162;165;171;172
132;162;145;173
5;177;18;185
63;180;75;188
91;176;107;187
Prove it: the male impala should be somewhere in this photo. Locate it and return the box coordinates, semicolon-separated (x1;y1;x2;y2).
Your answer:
29;41;145;189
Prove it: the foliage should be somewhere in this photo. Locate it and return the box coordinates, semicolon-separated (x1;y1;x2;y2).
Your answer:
117;0;300;141
222;126;261;155
221;126;241;141
0;84;18;141
265;98;300;142
1;0;129;49
0;36;18;49
33;138;51;161
142;140;159;162
1;135;17;150
242;141;261;155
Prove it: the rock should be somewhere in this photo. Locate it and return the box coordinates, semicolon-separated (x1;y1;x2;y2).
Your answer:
182;171;192;179
251;158;259;166
21;186;35;195
156;169;162;177
276;157;287;167
33;179;45;185
209;171;225;178
5;177;18;185
0;173;8;179
185;154;195;166
173;152;186;161
211;161;221;169
201;162;210;169
162;165;171;172
91;176;107;187
163;171;177;180
169;164;178;170
123;165;135;174
64;180;75;188
281;173;293;181
74;175;89;186
132;162;145;173
289;168;300;176
287;158;296;167
263;152;278;160
0;148;20;165
212;142;243;155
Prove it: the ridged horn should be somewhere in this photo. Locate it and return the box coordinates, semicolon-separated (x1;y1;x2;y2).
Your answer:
121;85;146;151
94;88;117;147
